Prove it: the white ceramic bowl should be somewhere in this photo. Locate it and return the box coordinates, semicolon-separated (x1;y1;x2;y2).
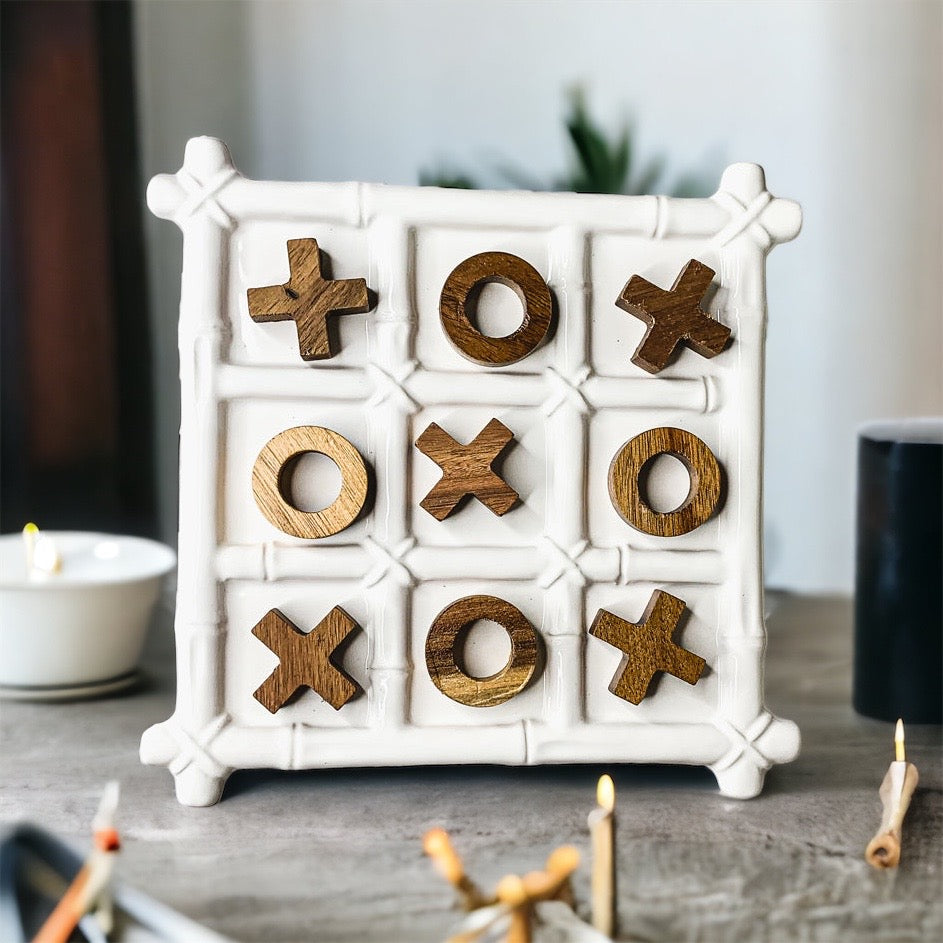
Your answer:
0;532;176;695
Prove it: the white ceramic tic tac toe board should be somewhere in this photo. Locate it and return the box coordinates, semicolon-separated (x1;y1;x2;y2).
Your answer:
141;136;801;806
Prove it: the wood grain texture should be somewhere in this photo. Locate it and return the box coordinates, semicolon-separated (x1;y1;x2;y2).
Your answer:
589;590;705;705
251;607;360;712
616;259;730;374
415;418;518;520
439;251;553;366
608;426;722;537
425;595;539;707
252;425;368;538
247;238;371;361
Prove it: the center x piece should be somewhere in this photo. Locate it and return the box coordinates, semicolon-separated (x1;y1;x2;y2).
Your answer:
251;607;360;712
616;258;731;374
247;238;372;361
415;418;519;521
589;590;706;704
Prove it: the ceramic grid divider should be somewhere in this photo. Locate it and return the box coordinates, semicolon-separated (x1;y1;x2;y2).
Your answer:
140;137;802;806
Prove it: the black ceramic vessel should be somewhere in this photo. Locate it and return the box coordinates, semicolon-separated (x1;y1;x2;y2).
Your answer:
854;419;942;723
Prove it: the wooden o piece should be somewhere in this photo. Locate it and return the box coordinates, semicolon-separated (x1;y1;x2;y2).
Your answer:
425;595;539;707
608;426;722;536
439;251;553;366
252;425;368;538
247;238;372;361
251;607;360;712
589;590;706;705
415;418;518;520
616;258;731;373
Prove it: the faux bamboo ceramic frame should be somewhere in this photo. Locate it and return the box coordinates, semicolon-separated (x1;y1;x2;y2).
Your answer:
141;137;801;806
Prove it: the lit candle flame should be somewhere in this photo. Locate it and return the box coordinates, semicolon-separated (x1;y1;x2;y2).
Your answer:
596;773;615;812
23;523;62;576
23;522;38;572
895;718;905;763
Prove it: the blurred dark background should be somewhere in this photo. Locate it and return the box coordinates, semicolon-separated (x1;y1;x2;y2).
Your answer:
1;0;156;536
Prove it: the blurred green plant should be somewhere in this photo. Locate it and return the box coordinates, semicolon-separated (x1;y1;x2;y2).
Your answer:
421;89;711;197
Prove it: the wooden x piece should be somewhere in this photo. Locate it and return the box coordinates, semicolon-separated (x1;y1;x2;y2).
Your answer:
415;418;518;520
616;259;730;374
251;607;360;712
247;238;371;360
589;590;706;704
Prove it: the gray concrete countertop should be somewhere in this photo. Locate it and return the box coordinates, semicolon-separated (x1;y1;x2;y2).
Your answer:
1;595;940;942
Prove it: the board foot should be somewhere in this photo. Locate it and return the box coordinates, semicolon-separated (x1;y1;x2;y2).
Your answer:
711;713;800;799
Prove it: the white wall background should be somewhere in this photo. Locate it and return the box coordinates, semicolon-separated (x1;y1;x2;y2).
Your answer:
134;0;942;594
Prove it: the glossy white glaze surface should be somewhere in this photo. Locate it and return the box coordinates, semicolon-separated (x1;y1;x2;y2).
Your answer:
142;137;801;805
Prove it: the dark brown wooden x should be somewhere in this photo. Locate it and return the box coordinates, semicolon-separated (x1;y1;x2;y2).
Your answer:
415;418;518;521
589;590;706;704
251;606;359;712
247;238;371;361
616;259;731;374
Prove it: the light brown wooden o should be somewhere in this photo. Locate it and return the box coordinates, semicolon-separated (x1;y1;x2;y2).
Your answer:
439;251;553;366
252;426;368;539
425;595;540;707
608;427;722;536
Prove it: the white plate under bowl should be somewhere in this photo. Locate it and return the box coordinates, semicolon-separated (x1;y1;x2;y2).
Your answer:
0;670;140;702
